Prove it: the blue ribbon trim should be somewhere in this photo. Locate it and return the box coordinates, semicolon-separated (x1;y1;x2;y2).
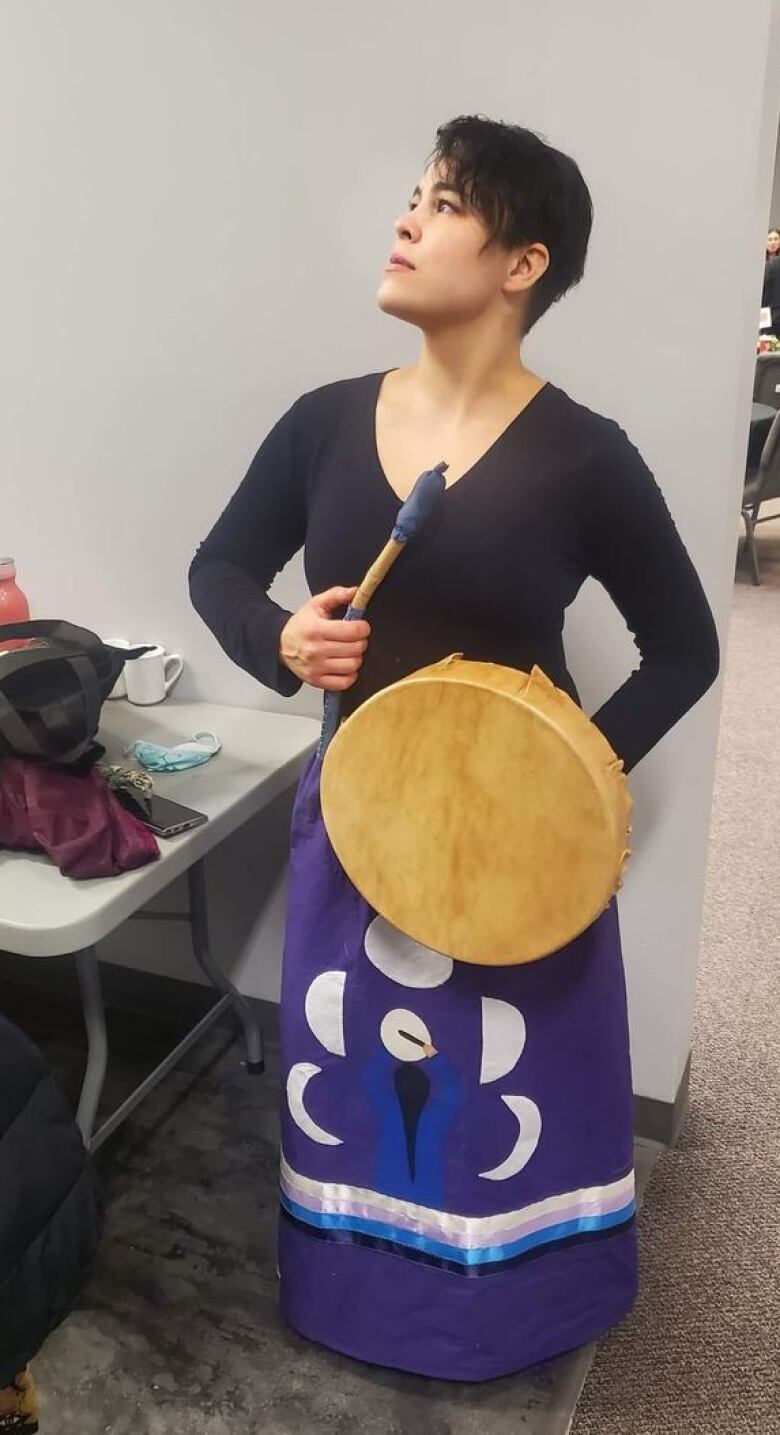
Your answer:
280;1203;636;1278
280;1192;636;1270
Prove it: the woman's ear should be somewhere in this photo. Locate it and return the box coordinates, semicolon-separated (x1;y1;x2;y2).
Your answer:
506;242;550;292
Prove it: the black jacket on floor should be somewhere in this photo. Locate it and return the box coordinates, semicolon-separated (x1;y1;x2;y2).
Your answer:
0;1014;103;1381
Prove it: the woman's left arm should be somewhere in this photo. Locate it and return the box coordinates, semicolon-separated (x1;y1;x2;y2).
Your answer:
582;422;721;775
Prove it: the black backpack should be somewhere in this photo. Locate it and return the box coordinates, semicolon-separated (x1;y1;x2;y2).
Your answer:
0;621;150;766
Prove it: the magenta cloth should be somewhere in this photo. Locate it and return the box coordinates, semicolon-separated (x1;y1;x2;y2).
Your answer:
0;758;159;878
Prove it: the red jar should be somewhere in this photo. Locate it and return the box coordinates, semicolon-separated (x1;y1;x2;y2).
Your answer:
0;558;31;651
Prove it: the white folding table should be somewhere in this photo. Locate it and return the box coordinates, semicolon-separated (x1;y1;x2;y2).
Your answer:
0;698;318;1151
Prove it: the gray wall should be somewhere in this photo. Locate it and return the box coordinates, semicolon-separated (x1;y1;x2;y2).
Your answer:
2;0;779;1105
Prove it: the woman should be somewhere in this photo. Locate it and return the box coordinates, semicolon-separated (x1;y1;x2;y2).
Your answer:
763;228;780;335
190;115;720;1381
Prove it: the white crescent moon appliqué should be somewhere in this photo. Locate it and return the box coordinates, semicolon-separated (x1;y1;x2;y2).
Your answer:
478;1095;541;1180
286;1063;343;1146
304;971;346;1056
480;998;527;1085
364;915;454;988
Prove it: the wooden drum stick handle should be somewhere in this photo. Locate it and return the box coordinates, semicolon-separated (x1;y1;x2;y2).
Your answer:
353;539;404;611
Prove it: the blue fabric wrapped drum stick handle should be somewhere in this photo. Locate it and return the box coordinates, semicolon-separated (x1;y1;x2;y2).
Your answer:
317;461;448;756
389;461;449;543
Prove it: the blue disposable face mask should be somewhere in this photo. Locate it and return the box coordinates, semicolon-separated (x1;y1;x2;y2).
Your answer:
124;731;222;773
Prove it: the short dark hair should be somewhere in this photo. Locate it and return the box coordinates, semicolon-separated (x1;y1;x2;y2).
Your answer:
425;114;594;333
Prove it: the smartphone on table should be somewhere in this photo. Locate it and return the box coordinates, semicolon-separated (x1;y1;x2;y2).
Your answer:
115;787;209;838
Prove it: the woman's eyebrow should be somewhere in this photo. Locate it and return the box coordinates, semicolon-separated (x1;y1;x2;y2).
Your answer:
411;181;461;200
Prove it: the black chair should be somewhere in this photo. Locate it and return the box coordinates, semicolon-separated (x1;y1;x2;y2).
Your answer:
753;352;780;408
740;408;780;585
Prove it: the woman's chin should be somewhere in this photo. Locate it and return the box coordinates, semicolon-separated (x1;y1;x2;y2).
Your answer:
376;289;421;323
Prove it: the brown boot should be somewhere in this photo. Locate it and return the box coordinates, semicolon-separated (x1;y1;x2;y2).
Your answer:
0;1369;38;1432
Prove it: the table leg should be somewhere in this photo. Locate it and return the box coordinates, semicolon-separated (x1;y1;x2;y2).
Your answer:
742;509;761;585
74;947;108;1146
187;860;265;1074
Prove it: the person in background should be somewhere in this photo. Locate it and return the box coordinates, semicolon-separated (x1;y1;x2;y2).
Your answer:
0;1014;102;1431
762;227;780;335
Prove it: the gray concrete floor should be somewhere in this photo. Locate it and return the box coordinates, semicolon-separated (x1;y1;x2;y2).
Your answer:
0;968;659;1435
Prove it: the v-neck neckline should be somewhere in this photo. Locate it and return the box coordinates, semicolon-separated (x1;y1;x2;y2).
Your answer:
370;368;554;506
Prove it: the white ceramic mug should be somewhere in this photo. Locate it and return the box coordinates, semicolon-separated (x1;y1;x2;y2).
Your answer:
125;645;184;705
102;637;133;699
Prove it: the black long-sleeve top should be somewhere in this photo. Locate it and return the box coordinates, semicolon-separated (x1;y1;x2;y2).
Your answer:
762;256;780;330
189;370;720;775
